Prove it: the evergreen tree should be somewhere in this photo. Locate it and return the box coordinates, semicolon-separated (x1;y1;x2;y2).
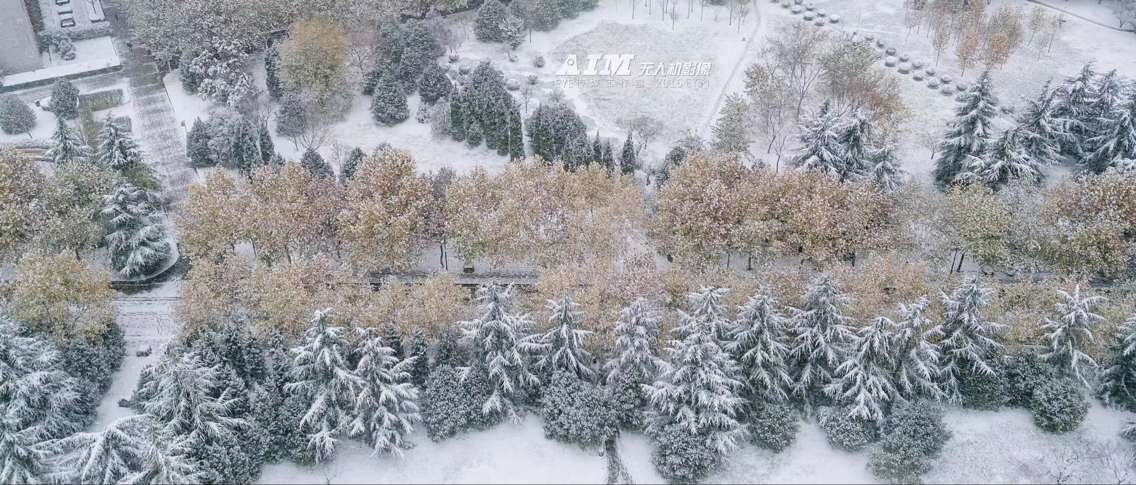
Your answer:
890;298;944;402
339;147;365;184
507;104;525;160
52;415;159;484
601;141;616;169
252;331;308;463
349;328;421;457
299;147;333;179
869;148;905;193
420;365;492;441
276;94;308;138
418;62;453;105
528;295;594;380
97;115;143;172
449;93;467;141
727;290;793;403
788;276;856;408
933;71;999;187
234;119;262;176
406;328;431;387
540;371;617;447
840;110;874;177
382;324;405;360
101;184;172;278
1090;70;1126;124
466;119;484;147
711;93;749;154
1052;63;1097;158
938;279;1005;403
0;94;36;136
619;132;637;175
792;101;850;180
49;78;79;120
562;133;593;169
126;426;203;484
371;68;409;126
264;44;283;100
1084;91;1136;174
186;118;214;168
503;14;526;50
824;317;898;423
1099;313;1136;410
647;290;746;456
526;101;586;162
1015;82;1067;165
961;127;1042;188
604;298;663;430
475;0;509;42
434;327;467;369
257;120;274;164
1041;286;1104;388
46;116;89;165
460;285;539;422
0;319;84;484
286;309;361;462
397;22;444;90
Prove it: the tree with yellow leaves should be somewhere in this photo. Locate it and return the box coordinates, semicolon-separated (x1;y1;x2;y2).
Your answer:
7;252;114;341
178;171;251;262
248;164;343;264
0;150;45;261
278;18;351;119
652;154;749;267
339;150;432;271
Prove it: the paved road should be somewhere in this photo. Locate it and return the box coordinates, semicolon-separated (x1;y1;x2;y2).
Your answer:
105;1;196;209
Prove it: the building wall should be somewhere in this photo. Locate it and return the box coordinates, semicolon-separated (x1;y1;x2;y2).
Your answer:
0;0;43;75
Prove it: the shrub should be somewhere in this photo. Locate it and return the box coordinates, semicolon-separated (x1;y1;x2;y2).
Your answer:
749;404;800;452
0;95;36;135
540;371;618;447
958;364;1008;410
1030;379;1088;433
650;422;720;484
869;402;951;483
371;69;409;126
418;62;453;105
474;0;508;42
49;79;79;120
818;407;877;451
1003;350;1056;408
421;365;496;441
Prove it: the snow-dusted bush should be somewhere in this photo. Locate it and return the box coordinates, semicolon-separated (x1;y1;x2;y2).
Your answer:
540;371;617;447
818;407;877;451
49;79;79;119
0;95;35;135
1030;378;1088;433
1003;350;1056;408
957;363;1008;410
371;68;409;126
748;404;799;452
869;401;950;483
649;423;721;484
420;364;494;441
475;0;508;42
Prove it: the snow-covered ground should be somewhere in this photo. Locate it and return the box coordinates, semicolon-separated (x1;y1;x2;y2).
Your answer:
251;402;1133;484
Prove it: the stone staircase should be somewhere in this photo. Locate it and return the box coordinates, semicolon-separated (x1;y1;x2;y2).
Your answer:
124;51;196;208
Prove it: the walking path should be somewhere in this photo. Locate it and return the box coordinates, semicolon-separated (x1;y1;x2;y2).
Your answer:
104;0;196;209
701;6;768;134
1026;0;1135;33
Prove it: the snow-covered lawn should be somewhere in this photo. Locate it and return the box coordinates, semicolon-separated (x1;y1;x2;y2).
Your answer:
251;402;1133;484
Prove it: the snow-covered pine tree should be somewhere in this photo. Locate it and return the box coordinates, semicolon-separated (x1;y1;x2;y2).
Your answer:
186;118;216;169
396;22;444;91
0;94;36;136
264;44;283;100
938;279;1005;403
869;147;905;193
96;115;142;172
125;427;201;485
647;291;746;456
299;147;333;179
620;132;637;175
286;309;361;462
1089;69;1126;132
1015;82;1067;165
1052;63;1098;158
787;276;857;408
134;352;248;454
475;0;509;42
967;127;1042;188
528;294;594;380
434;327;466;369
418;62;453;105
0;319;83;484
1041;286;1104;388
562;133;594;169
1098;313;1136;410
824;316;898;423
603;298;663;430
252;331;308;463
840;110;875;178
1084;90;1136;174
711;93;750;155
727;290;793;403
460;285;539;422
466;119;484;147
276;94;308;138
507;104;525;161
349;328;421;457
405;328;430;387
339;147;365;184
46;115;90;165
371;68;409;126
792;101;851;181
49;78;79;120
933;71;999;187
889;297;945;402
687;287;733;342
101;184;172;278
51;415;154;484
257;120;274;164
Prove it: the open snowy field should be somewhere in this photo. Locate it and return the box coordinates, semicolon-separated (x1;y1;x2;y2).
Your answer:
253;403;1132;484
